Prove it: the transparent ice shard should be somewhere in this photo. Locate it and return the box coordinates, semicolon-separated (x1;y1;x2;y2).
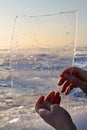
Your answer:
10;11;78;103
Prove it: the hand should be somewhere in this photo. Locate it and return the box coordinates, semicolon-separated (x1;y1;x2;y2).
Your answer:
58;67;87;94
35;91;77;130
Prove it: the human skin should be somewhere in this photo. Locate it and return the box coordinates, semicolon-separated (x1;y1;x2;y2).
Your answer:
35;67;87;130
35;91;77;130
58;67;87;95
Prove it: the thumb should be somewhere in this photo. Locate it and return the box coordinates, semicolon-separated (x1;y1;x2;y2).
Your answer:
64;74;85;88
38;101;52;121
38;108;51;121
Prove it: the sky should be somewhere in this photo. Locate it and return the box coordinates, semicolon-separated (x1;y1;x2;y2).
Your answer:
0;0;87;49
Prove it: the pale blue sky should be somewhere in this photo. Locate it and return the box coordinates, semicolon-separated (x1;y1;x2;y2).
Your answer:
0;0;87;48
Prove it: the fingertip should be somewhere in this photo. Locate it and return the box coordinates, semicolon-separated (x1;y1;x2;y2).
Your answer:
48;91;55;95
55;91;60;96
58;82;61;86
58;77;65;86
35;95;44;107
45;91;55;102
54;91;61;105
35;96;45;113
65;88;70;95
61;88;65;93
55;96;61;105
55;91;61;98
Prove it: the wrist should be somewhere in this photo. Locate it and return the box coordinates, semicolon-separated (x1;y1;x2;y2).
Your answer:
65;122;77;130
56;122;77;130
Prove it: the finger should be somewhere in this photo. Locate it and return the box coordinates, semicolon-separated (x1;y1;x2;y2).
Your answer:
38;108;51;120
65;84;75;95
35;96;44;106
55;96;61;105
44;91;55;103
52;91;60;104
61;80;70;93
64;74;84;88
45;91;61;105
58;77;65;86
54;92;61;105
55;91;60;97
35;96;44;113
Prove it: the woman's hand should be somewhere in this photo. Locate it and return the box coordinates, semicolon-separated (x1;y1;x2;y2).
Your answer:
35;91;77;130
58;67;87;94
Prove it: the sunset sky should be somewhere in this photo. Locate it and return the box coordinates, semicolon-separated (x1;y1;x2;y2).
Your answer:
0;0;87;49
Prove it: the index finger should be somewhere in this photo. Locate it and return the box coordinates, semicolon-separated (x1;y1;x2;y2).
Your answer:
35;96;44;113
44;91;55;103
